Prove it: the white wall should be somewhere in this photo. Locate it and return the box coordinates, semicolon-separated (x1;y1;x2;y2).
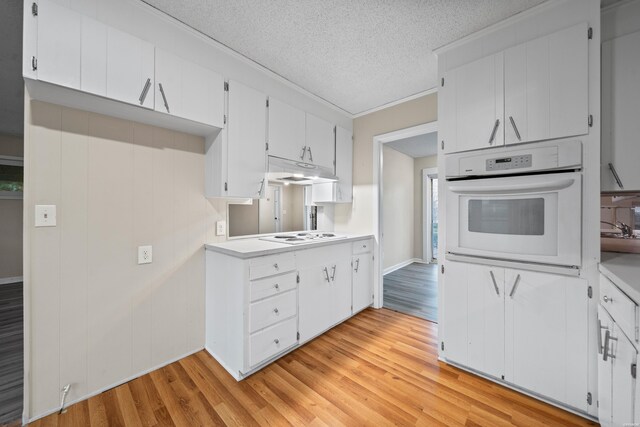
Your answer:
435;0;601;417
413;155;437;261
382;146;414;270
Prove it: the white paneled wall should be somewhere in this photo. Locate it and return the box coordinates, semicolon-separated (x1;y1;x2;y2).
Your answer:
26;99;210;419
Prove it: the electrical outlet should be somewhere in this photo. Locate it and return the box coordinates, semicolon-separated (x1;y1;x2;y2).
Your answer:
138;245;152;264
216;221;226;236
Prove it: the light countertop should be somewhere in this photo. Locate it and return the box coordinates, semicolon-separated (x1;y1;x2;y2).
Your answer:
205;234;374;259
600;252;640;302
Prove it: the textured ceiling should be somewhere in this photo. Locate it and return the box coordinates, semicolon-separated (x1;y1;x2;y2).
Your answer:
143;0;546;115
386;132;438;158
0;0;24;136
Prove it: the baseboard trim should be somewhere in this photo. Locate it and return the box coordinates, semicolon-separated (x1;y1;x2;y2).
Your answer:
383;258;423;275
28;346;205;423
0;276;23;285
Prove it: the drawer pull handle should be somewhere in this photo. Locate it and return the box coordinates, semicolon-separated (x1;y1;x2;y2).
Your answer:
274;284;280;290
273;263;279;271
273;308;279;315
603;295;613;303
274;339;280;345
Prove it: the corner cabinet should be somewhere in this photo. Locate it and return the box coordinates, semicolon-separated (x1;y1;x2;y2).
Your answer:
205;238;374;380
602;30;640;191
206;80;268;199
24;0;224;137
312;126;354;203
443;260;589;412
441;22;590;154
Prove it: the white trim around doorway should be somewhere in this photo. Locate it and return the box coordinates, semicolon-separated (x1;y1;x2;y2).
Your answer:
422;167;438;264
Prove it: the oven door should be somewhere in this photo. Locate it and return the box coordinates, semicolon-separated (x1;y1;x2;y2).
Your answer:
446;172;581;267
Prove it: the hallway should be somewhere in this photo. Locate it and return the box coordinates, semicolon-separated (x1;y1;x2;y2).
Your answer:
383;262;438;322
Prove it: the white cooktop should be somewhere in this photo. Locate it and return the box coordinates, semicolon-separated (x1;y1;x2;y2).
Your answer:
259;232;347;245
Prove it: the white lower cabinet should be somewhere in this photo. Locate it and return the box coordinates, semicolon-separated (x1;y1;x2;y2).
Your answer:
206;238;373;380
598;273;639;427
443;260;589;412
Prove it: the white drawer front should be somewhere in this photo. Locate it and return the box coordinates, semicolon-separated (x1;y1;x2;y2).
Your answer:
249;317;297;367
250;271;297;302
250;290;297;333
249;252;296;280
600;274;638;342
353;238;373;255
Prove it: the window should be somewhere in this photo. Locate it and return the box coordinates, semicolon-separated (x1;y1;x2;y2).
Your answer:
0;156;23;200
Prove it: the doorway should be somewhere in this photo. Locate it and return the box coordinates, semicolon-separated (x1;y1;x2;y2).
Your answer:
374;122;439;322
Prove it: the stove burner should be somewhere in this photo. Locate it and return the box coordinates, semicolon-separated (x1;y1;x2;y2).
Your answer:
274;235;297;239
297;232;310;236
286;238;305;242
322;233;335;237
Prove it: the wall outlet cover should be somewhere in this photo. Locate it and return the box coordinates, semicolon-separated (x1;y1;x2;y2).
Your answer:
216;221;226;236
138;245;152;265
35;205;57;227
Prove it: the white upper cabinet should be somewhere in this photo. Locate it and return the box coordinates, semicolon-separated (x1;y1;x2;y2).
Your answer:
106;27;155;109
80;17;108;96
443;53;504;153
311;125;353;204
36;0;82;89
154;48;225;127
268;98;307;161
226;81;267;199
602;30;640;191
305;113;335;169
504;23;589;145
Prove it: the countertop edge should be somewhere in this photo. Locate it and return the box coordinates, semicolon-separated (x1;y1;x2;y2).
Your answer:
599;252;640;303
204;235;375;259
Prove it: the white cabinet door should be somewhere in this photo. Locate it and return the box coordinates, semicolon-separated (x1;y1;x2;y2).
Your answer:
305;113;335;169
352;254;372;313
505;269;588;411
602;31;640;191
598;306;614;427
268;98;306;161
505;23;589;145
37;0;81;89
154;48;182;117
451;53;504;153
443;261;468;365
80;17;107;96
181;60;224;128
467;264;504;379
332;259;353;324
335;126;353;202
226;80;267;199
611;322;637;427
106;27;154;109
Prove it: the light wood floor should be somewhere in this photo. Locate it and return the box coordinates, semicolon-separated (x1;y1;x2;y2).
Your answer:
384;263;438;322
30;308;596;426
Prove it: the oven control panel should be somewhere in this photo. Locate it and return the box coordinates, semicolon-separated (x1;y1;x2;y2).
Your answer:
486;154;532;171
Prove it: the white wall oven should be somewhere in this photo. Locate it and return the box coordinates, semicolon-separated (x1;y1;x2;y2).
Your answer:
445;140;583;268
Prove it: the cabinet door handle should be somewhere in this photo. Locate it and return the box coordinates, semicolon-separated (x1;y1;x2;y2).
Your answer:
489;270;500;296
508;274;520;298
323;267;330;282
330;265;336;281
603;330;617;361
354;258;360;273
300;146;307;161
598;319;609;355
258;178;265;196
508;116;522;141
307;147;314;162
488;119;500;145
608;163;624;189
158;83;170;113
139;78;151;105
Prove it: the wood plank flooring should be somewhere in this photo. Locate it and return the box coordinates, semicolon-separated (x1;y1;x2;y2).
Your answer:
30;308;596;427
384;263;438;322
0;282;23;426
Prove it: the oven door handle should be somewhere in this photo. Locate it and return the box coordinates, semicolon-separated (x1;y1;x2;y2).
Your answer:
447;178;575;195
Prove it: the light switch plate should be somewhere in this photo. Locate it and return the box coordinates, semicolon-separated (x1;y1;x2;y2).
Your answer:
35;205;56;227
216;221;226;236
138;245;152;264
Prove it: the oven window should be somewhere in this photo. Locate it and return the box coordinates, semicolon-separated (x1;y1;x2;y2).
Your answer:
468;198;544;235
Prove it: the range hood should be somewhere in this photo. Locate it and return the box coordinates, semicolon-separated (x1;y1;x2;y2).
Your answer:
267;156;338;185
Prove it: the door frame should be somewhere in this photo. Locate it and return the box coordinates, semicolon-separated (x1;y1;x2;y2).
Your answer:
372;121;438;309
422;167;438;263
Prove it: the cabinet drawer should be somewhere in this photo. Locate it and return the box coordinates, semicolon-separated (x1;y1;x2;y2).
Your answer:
249;252;296;280
353;238;373;255
600;274;638;342
249;317;297;368
250;271;297;302
250;290;297;333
